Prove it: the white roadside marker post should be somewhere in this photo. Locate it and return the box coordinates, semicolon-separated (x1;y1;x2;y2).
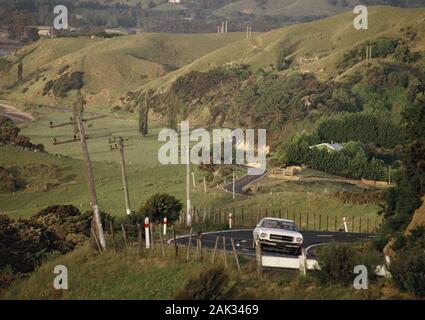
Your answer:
163;217;167;236
229;212;233;229
343;217;348;233
144;217;150;249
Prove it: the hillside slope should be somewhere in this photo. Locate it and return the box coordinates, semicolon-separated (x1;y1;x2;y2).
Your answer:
0;32;247;111
143;6;425;93
214;0;362;17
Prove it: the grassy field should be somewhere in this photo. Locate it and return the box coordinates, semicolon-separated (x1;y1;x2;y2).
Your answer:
1;32;248;111
0;106;380;227
144;6;425;92
1;242;400;300
213;0;359;17
1;6;423;114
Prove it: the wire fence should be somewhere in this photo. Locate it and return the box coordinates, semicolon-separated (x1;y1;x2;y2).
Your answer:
179;207;383;234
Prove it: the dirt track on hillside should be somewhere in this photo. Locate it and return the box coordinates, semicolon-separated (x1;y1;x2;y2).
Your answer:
0;103;33;124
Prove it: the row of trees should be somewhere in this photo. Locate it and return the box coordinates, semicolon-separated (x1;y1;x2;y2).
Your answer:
286;137;388;180
316;113;404;148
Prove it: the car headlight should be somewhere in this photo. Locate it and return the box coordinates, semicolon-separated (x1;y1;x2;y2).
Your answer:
260;233;267;238
296;237;303;243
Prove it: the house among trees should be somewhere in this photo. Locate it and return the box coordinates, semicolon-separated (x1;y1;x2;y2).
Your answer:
169;0;181;3
309;142;344;152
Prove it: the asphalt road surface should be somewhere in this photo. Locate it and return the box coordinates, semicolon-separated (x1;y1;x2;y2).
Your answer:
171;229;375;259
223;171;267;195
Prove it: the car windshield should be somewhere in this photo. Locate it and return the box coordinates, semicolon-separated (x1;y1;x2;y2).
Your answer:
261;219;297;231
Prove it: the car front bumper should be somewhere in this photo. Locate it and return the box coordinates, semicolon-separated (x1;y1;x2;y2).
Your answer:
259;240;302;250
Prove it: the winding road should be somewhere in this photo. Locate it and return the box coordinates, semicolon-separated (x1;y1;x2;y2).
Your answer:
223;170;267;195
170;229;375;259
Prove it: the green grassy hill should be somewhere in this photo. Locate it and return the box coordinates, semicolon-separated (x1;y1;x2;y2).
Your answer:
0;107;379;222
3;242;393;300
143;6;425;93
0;32;247;111
214;0;361;17
2;6;424;112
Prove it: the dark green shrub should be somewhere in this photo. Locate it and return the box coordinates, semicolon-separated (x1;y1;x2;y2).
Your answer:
44;71;84;97
174;265;235;300
137;193;182;224
0;167;19;192
314;243;357;286
390;248;425;298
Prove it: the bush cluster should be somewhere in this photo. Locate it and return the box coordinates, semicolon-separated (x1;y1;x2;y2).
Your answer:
389;227;425;298
43;71;84;97
0;205;112;288
314;243;382;286
174;265;236;300
0;116;44;151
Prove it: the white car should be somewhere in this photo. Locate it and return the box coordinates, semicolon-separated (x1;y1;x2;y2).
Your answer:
253;218;303;255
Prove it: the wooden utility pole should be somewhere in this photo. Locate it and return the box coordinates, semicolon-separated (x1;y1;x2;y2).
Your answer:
186;145;192;227
76;115;106;250
232;171;235;200
118;137;131;215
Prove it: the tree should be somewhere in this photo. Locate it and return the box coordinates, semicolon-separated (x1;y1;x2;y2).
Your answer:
17;61;23;83
395;42;413;64
138;193;182;224
137;90;152;136
167;92;179;131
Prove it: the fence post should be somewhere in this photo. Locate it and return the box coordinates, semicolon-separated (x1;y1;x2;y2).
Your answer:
352;216;354;233
299;248;307;276
233;208;236;227
137;223;143;256
212;236;219;264
279;209;282;219
367;218;370;233
223;237;228;268
196;231;202;260
109;222;116;253
241;208;245;227
231;238;241;272
150;222;155;250
186;228;193;262
121;223;128;251
172;225;178;257
326;215;329;231
255;239;262;277
91;227;102;253
313;213;316;230
319;215;322;231
159;227;166;257
299;212;302;229
359;218;362;233
335;216;337;231
306;212;309;231
250;208;253;226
